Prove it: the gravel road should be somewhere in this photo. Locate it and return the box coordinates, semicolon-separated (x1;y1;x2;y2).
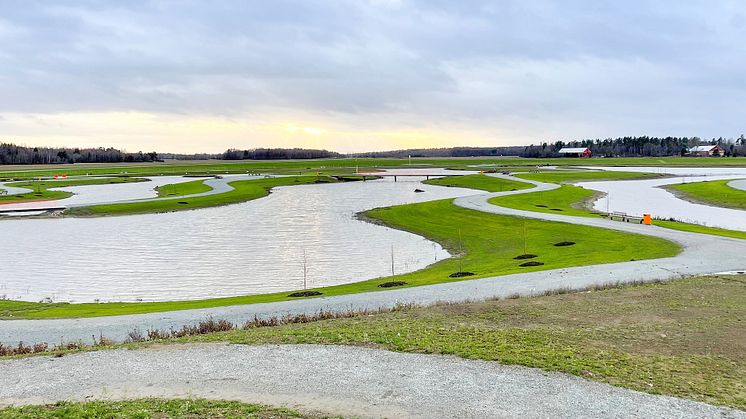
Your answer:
1;343;742;418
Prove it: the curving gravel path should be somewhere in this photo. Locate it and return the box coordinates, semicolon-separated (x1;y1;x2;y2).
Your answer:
1;344;742;418
2;174;746;345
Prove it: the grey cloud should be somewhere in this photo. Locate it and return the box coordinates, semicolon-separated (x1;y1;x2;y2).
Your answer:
0;0;744;139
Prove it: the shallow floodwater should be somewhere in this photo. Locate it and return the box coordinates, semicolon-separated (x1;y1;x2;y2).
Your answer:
0;176;199;211
578;175;746;231
0;177;475;303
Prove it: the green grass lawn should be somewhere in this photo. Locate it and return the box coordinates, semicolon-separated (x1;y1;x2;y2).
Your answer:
488;179;746;240
515;170;664;183
3;156;746;180
64;176;331;217
164;275;745;410
155;178;214;197
665;179;746;210
0;176;145;203
490;184;601;217
0;199;679;319
0;398;308;419
423;173;534;192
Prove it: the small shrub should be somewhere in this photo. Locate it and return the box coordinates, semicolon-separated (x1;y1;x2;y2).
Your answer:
519;261;544;267
554;241;576;247
378;281;407;288
448;271;475;278
288;291;323;297
513;254;537;260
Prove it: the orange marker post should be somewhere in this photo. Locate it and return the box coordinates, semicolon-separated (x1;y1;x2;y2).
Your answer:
643;214;652;225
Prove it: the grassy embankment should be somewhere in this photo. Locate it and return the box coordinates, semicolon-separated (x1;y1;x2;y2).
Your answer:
424;173;534;192
0;195;679;319
155;178;214;197
0;399;308;418
665;179;746;210
3;156;746;180
0;177;146;203
64;176;330;217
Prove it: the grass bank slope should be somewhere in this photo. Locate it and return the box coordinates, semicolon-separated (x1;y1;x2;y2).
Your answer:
0;176;146;203
424;173;533;192
65;176;331;217
0;199;679;319
665;179;746;210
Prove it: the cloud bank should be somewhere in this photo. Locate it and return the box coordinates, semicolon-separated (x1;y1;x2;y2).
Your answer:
0;0;744;152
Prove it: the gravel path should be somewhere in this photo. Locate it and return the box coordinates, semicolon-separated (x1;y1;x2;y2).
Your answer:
2;174;746;345
1;344;742;418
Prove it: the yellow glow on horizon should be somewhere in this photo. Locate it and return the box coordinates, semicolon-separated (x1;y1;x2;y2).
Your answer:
0;111;507;153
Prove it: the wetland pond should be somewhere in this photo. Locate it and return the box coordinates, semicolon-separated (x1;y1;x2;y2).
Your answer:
0;174;475;303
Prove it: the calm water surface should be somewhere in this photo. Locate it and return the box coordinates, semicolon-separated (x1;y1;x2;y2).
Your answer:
0;178;475;303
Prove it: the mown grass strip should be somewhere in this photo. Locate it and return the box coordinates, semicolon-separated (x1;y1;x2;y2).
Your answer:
423;173;534;192
0;176;145;203
155;178;214;197
665;179;746;210
515;170;664;183
64;176;331;217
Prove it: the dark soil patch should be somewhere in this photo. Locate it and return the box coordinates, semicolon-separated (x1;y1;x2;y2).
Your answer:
378;281;408;288
535;204;547;208
177;201;189;205
287;291;323;298
513;254;538;260
449;271;475;278
519;261;545;267
550;208;564;211
414;189;425;193
554;241;576;247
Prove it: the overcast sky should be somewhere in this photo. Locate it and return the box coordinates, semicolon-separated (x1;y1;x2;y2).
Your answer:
0;0;744;152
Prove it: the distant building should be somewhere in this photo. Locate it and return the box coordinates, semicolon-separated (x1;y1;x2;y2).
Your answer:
558;147;592;158
688;145;725;157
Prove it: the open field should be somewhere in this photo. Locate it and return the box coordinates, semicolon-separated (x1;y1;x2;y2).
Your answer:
0;176;146;203
423;173;534;192
155;178;214;197
0;398;308;418
0;199;679;319
515;170;665;183
666;179;746;210
64;176;334;217
3;156;746;180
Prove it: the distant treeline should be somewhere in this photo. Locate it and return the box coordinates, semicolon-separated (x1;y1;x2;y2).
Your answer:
0;143;159;165
522;136;746;158
161;148;342;160
351;146;524;158
3;135;746;164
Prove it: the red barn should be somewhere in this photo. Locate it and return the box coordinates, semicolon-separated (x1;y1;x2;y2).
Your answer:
558;147;592;158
